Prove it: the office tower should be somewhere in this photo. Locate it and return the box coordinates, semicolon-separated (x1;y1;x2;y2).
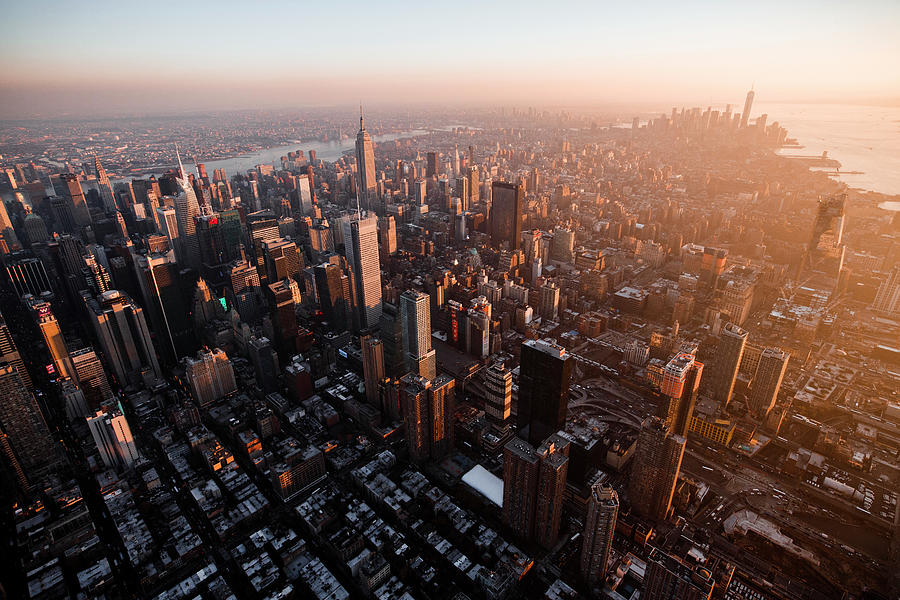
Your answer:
400;289;436;380
361;335;384;407
749;347;789;417
658;352;703;437
229;258;263;322
157;206;179;245
85;290;161;385
0;198;20;252
629;417;685;521
379;302;406;377
483;361;512;425
173;149;201;269
502;433;569;546
71;347;113;408
248;336;279;392
83;254;112;295
262;238;302;284
490;181;523;249
135;250;194;361
426;151;439;178
517;339;572;447
267;278;301;354
581;483;619;587
297;173;315;215
455;176;469;211
341;214;382;330
26;296;74;380
873;266;900;315
709;323;747;406
87;406;139;471
740;88;754;128
94;155;116;213
467;165;479;204
400;373;455;462
184;348;236;407
355;108;377;210
0;312;32;388
60;379;90;421
805;194;846;279
58;173;91;227
23;211;50;245
315;261;354;332
378;216;397;257
539;282;560;321
643;548;715;600
533;434;570;549
0;364;56;491
465;296;492;358
700;247;727;288
6;254;53;298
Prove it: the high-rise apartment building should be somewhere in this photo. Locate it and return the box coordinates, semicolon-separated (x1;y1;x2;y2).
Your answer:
502;433;570;548
517;339;572;447
709;323;747;406
580;482;619;587
400;289;436;380
658;352;703;437
400;373;455;462
749;347;789;417
184;348;237;407
490;181;523;250
87;406;140;471
341;214;382;330
629;417;685;521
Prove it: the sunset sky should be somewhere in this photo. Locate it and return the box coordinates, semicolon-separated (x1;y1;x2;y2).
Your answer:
1;0;898;118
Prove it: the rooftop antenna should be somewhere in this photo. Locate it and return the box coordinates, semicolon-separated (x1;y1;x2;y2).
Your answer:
359;102;364;130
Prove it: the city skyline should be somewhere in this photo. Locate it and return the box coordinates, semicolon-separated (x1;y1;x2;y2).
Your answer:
2;1;899;118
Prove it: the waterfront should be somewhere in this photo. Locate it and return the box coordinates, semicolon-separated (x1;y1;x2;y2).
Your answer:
759;102;900;197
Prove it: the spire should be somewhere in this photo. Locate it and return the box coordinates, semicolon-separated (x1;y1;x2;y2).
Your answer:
175;144;186;180
359;103;364;131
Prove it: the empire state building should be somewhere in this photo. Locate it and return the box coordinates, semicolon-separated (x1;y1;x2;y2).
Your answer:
355;107;378;212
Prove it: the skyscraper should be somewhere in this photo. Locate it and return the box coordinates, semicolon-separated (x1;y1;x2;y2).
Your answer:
360;335;385;407
533;434;570;549
658;352;703;437
135;250;195;361
184;347;237;407
804;194;846;280
0;364;56;491
740;87;754;128
400;373;455;462
84;290;161;385
87;405;140;471
629;416;685;521
94;155;117;214
26;296;74;380
355;108;377;211
341;214;382;330
580;482;619;587
490;181;523;250
483;361;512;426
0;312;31;388
749;347;789;417
502;432;570;547
709;323;747;406
71;347;114;408
400;289;436;380
378;216;397;257
173;148;202;269
58;173;91;228
379;302;406;377
315;261;354;332
873;266;900;315
517;339;572;447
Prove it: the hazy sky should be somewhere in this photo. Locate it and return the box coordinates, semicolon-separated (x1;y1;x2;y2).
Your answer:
1;0;899;118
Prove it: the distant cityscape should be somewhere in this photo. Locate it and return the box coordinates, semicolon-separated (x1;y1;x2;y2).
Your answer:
0;90;899;600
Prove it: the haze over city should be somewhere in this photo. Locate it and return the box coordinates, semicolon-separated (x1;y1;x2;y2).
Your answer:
1;2;899;600
2;0;900;117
